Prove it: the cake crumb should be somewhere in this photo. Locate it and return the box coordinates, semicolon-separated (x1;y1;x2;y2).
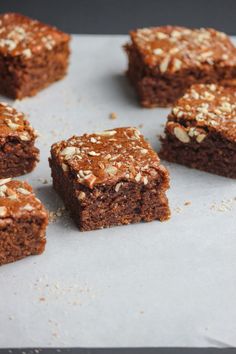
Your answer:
48;207;66;223
39;297;46;302
210;198;235;212
184;201;191;206
38;178;48;184
109;112;117;120
173;206;183;214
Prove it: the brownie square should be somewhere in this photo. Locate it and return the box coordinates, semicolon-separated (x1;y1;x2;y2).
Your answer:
0;178;48;266
160;84;236;178
49;127;170;231
0;102;39;178
0;13;70;99
125;26;236;107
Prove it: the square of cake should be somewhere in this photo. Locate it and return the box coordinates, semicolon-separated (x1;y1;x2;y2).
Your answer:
125;26;236;107
0;102;39;178
160;84;236;178
0;13;70;99
49;127;170;231
0;178;48;266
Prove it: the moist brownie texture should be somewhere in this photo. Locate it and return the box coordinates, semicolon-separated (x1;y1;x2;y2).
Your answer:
125;26;236;107
0;178;48;266
0;102;39;178
49;127;170;231
0;13;70;99
160;84;236;178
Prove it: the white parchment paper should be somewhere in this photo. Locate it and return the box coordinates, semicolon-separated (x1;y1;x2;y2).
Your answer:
0;35;236;348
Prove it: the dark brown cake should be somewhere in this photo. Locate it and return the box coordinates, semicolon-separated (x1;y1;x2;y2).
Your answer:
0;13;70;99
0;102;39;178
125;26;236;107
49;127;170;231
160;84;236;178
0;178;48;266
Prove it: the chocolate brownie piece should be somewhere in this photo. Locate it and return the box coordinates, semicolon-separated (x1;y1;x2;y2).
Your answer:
49;127;170;231
0;13;70;99
0;102;39;178
160;84;236;178
125;26;236;107
0;178;48;266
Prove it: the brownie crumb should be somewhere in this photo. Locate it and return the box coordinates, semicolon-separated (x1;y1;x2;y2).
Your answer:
48;207;66;223
109;112;118;120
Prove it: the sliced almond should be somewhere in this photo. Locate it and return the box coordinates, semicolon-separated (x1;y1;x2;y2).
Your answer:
173;126;190;143
17;187;31;195
88;151;100;156
60;146;79;157
0;178;11;186
78;191;86;200
196;133;207;143
22;203;34;211
7;122;19;130
61;163;68;172
19;132;31;141
135;172;142;182
105;165;118;176
95;130;117;137
0;206;7;217
115;182;123;192
159;55;170;73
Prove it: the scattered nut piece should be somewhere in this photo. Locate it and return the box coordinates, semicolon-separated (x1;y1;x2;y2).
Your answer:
109;112;117;120
78;191;86;200
173;126;190;143
17;187;31;195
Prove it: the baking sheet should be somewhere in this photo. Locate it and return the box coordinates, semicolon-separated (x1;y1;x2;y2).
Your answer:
0;35;236;348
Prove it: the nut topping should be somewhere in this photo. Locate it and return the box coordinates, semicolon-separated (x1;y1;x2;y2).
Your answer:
173;127;190;143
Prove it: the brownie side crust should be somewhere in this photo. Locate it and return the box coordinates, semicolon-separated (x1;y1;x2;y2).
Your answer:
125;26;236;107
0;102;39;178
0;179;48;266
160;84;236;178
160;130;236;178
0;13;70;99
49;127;170;231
